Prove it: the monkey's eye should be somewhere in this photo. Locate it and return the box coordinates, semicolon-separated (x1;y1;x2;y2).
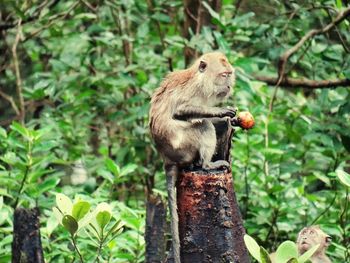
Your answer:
199;61;207;72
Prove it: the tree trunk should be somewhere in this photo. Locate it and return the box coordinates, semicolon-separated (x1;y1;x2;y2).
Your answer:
12;208;44;263
145;195;167;263
182;0;222;66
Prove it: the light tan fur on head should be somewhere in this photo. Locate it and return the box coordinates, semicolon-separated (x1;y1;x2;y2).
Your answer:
297;225;332;263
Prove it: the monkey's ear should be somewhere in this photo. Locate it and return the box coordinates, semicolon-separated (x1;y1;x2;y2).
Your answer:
325;236;332;246
199;61;207;72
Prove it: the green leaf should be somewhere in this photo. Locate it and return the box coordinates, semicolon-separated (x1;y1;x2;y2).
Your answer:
232;12;255;24
0;127;7;138
96;211;111;230
276;241;298;263
72;201;91;221
151;12;171;23
213;31;229;51
105;219;124;240
311;40;327;54
110;220;124;234
336;0;343;8
52;207;63;223
10;122;29;138
105;158;120;177
46;212;59;237
336;169;350;187
260;246;272;263
28;169;54;183
244;234;261;262
37;177;60;195
62;215;78;235
298;244;320;263
10;3;26;19
56;193;73;215
287;258;298;263
202;2;223;26
120;163;137;177
0;152;21;167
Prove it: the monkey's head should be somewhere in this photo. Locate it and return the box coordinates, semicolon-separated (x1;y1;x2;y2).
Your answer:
297;226;332;255
192;52;235;105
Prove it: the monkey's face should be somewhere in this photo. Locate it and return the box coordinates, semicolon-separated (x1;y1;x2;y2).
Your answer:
196;52;235;104
297;226;331;254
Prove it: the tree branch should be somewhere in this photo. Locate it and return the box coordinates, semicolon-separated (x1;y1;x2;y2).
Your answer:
255;76;350;89
0;0;61;31
23;1;80;42
0;89;20;115
277;6;350;84
11;19;25;123
146;0;173;71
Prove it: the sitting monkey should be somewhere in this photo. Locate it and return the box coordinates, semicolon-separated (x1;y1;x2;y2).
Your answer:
149;52;235;263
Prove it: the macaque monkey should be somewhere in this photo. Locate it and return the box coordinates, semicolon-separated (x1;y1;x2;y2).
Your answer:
149;52;235;263
297;225;332;263
269;226;332;263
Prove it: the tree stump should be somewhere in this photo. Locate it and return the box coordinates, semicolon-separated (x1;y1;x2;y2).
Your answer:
12;208;44;263
176;119;250;263
145;195;167;263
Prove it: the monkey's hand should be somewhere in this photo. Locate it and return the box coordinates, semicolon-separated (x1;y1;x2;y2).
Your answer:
219;107;237;118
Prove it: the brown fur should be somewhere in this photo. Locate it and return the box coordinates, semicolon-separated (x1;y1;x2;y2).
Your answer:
150;52;235;167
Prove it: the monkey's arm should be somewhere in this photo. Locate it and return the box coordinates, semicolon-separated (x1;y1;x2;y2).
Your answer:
173;105;236;120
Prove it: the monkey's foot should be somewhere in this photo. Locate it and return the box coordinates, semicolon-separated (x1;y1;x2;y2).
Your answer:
203;160;230;170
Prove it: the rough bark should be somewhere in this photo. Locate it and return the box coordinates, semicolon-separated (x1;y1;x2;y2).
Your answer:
145;195;167;263
12;208;44;263
176;119;250;263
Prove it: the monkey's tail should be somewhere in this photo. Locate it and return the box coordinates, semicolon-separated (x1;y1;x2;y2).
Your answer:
165;164;181;263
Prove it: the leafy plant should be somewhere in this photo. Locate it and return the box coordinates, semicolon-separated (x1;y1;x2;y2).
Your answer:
0;122;61;208
53;193;124;262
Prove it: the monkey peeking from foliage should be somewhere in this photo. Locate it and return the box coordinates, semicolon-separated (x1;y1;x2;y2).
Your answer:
149;51;236;263
297;225;332;263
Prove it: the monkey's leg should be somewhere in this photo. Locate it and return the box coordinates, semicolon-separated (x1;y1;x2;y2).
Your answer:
200;121;230;170
165;164;181;263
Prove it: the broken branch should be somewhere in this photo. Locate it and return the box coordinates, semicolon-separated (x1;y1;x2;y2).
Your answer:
277;6;350;84
255;76;350;89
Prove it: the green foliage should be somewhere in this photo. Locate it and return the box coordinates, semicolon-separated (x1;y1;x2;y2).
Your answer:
53;193;124;262
0;122;61;207
62;215;78;236
0;0;349;262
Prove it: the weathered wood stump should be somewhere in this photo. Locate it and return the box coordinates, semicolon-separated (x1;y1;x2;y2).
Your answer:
177;169;248;263
12;208;44;263
145;195;167;263
176;119;249;263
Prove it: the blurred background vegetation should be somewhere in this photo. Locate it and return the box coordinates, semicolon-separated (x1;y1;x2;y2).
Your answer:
0;0;349;262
